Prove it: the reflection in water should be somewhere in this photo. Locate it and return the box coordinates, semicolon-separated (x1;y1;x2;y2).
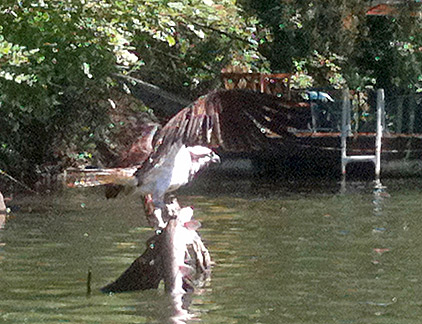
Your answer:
368;181;396;315
372;181;390;216
0;180;422;323
168;290;203;324
161;291;191;324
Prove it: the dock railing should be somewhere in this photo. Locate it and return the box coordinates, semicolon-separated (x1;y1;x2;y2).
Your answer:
221;72;292;100
341;88;385;183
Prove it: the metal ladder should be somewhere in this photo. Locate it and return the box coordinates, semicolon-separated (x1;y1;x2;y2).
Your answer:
341;89;384;184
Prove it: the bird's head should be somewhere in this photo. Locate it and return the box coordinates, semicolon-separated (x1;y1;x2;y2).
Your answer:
186;146;220;176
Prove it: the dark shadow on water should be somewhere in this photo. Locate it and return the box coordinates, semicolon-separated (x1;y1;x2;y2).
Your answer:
183;156;422;200
181;170;341;199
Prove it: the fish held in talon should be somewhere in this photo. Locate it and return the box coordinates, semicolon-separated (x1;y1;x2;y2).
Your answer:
101;202;211;295
184;220;201;231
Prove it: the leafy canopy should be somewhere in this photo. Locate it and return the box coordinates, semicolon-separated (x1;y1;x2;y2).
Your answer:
0;0;266;184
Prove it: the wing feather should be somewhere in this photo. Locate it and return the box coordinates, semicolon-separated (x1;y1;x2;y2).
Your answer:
140;89;296;174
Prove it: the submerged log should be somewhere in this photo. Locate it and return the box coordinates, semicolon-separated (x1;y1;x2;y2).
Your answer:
101;197;211;294
101;233;163;293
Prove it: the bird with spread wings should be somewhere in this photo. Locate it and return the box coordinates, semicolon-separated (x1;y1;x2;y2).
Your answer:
66;89;296;228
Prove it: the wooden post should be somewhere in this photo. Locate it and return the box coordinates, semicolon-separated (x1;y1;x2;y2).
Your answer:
260;75;265;93
310;103;317;132
87;267;92;296
405;95;416;159
354;92;360;132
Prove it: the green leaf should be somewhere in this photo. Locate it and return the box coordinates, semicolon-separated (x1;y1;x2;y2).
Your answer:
166;34;176;46
167;2;184;10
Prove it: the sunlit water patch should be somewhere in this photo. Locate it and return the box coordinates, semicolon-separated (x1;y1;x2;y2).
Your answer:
0;178;422;323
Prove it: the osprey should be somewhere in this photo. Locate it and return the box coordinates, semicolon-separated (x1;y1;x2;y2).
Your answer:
67;89;294;228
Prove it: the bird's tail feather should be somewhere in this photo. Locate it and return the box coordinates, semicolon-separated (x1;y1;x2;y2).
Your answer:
65;167;138;188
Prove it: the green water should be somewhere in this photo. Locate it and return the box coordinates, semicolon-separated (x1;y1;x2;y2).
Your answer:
1;177;422;323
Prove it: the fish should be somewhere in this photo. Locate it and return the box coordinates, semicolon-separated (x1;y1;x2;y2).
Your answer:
101;207;209;295
160;207;201;295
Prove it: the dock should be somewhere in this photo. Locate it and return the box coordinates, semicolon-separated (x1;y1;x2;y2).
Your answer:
219;72;422;179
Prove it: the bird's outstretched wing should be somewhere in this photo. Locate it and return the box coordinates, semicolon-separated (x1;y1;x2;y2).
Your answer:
144;89;295;168
155;89;294;151
66;89;300;190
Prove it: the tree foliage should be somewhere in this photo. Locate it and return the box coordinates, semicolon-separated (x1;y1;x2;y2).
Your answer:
357;4;422;93
238;0;367;88
239;0;422;92
0;0;265;185
1;0;421;186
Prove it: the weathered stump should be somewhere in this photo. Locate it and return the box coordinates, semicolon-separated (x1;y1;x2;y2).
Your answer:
101;197;211;294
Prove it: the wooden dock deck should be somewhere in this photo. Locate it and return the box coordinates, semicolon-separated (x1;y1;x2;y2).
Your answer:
218;131;422;178
291;131;422;159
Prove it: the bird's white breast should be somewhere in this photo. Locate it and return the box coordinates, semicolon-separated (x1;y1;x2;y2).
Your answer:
137;145;192;198
167;145;192;191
